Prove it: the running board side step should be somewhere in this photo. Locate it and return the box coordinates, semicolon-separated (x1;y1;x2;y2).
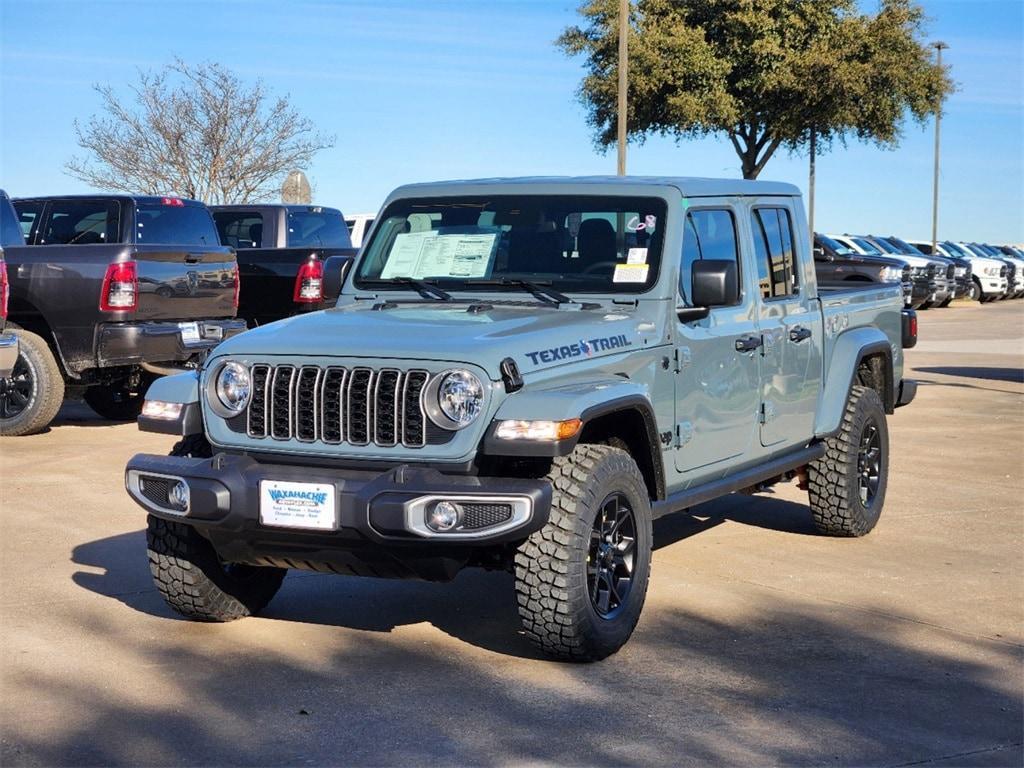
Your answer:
652;443;826;519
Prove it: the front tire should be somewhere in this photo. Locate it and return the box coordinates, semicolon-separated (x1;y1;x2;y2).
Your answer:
146;433;286;621
514;445;653;661
0;327;65;436
807;385;889;537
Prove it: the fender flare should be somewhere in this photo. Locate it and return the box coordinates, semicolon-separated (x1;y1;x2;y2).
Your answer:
480;378;665;500
137;370;203;436
815;328;894;437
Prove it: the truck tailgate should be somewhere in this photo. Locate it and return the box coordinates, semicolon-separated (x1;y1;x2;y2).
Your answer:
134;244;237;321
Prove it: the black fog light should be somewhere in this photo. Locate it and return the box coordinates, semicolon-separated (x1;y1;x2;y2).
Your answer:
426;501;461;532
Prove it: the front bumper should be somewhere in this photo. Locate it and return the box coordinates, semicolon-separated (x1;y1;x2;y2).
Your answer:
125;452;551;580
0;331;18;379
97;319;248;368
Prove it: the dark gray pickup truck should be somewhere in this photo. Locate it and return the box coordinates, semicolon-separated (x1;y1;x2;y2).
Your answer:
2;195;245;435
210;205;356;327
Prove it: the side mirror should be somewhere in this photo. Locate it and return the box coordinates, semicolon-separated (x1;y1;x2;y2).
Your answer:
678;259;739;322
321;253;354;306
692;259;739;307
813;246;827;260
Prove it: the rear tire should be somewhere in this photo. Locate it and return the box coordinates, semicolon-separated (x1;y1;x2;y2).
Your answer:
807;385;889;537
83;376;152;421
146;433;286;621
0;327;65;436
514;445;653;661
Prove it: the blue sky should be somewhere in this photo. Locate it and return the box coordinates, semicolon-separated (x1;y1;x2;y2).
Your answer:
1;0;1021;242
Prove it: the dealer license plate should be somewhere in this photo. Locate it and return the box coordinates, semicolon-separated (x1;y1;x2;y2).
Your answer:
179;321;202;346
259;480;337;531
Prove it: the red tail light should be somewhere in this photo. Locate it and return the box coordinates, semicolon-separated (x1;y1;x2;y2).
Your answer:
0;261;8;321
161;197;185;207
910;313;918;339
232;264;240;309
100;260;138;312
293;258;324;304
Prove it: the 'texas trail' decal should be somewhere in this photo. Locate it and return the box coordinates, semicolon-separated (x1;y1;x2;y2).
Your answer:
525;334;632;365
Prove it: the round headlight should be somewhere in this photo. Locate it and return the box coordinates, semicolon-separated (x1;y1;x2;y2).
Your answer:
215;361;251;414
435;370;484;429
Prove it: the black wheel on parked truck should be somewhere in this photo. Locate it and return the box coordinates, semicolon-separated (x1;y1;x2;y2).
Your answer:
807;385;889;537
0;326;65;437
146;434;286;621
84;379;148;421
968;280;982;302
514;444;652;662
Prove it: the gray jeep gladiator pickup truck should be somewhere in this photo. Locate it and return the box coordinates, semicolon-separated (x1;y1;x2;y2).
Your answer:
125;177;917;661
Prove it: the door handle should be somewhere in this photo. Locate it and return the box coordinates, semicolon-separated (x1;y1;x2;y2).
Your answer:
734;335;762;353
789;327;813;343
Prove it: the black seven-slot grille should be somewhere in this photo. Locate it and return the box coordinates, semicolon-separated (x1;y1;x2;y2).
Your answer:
247;364;434;448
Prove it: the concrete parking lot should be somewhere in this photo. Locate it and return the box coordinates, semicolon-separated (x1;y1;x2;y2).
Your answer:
1;301;1021;767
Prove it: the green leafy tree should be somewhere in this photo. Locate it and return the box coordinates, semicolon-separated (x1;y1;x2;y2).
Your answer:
559;0;954;178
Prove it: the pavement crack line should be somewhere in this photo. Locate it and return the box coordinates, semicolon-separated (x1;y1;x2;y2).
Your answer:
888;742;1023;767
661;561;1024;649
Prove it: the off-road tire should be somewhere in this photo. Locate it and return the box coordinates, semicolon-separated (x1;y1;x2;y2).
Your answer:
514;444;653;661
84;381;147;421
146;434;286;621
807;385;889;537
0;326;65;436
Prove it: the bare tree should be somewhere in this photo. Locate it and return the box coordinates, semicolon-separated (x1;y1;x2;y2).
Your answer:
66;59;335;204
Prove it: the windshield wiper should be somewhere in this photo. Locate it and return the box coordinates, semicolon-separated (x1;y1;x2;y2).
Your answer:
360;277;453;302
463;278;573;307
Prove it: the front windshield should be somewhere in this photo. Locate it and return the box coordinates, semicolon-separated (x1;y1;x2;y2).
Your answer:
852;237;882;255
886;236;924;256
354;195;668;295
818;234;855;256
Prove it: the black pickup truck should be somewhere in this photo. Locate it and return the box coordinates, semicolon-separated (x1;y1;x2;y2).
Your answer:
3;195;245;435
0;192;20;380
210;205;356;327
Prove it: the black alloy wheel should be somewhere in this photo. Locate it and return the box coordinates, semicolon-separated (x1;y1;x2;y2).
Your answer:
857;421;882;508
587;492;636;619
0;354;33;419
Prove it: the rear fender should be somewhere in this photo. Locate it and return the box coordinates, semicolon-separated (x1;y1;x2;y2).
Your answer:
815;327;893;437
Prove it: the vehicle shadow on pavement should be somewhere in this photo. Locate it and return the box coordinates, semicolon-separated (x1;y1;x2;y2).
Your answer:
71;493;821;660
11;576;1024;766
49;402;133;430
914;366;1024;384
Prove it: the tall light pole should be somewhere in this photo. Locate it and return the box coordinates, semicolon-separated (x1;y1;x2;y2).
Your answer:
616;0;629;176
931;41;948;255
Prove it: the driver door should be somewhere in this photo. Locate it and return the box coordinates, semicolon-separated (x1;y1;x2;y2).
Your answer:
673;202;761;474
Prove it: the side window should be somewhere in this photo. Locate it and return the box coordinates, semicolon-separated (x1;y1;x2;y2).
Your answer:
14;202;46;244
41;200;120;245
680;209;739;304
213;212;264;249
752;207;798;299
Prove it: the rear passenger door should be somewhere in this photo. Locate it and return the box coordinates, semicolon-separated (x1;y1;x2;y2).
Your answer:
749;202;822;448
673;201;761;473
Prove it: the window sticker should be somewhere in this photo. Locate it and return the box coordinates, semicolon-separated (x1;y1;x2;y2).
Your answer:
380;230;498;280
627;247;648;265
626;214;657;232
613;263;650;283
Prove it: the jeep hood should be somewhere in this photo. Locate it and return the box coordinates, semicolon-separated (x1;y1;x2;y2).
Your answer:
213;301;663;378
